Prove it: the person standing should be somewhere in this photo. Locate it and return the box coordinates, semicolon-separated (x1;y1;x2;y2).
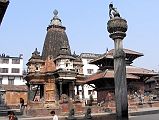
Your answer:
50;110;58;120
8;111;18;120
19;98;24;111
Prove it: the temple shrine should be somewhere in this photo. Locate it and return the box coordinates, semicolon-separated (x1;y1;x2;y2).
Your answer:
25;10;85;116
85;49;158;111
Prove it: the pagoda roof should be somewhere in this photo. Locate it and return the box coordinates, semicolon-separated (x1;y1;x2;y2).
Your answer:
85;66;157;84
86;69;140;83
126;66;157;76
89;48;143;65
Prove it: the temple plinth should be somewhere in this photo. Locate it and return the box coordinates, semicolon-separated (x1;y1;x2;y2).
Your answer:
107;3;128;119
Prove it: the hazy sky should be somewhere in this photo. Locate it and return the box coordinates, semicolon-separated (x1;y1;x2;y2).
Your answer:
0;1;159;71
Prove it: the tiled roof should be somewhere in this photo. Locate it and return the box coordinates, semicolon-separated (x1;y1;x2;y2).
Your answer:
85;69;140;83
0;85;28;92
108;48;144;56
89;48;143;64
126;66;157;75
85;66;157;83
80;53;102;59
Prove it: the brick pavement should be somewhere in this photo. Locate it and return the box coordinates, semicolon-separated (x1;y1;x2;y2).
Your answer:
1;107;159;120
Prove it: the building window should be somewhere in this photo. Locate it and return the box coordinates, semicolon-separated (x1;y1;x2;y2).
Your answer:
12;59;20;64
66;63;69;67
87;69;94;74
88;90;92;95
0;58;9;64
0;68;8;73
8;76;14;85
8;79;14;85
11;68;20;73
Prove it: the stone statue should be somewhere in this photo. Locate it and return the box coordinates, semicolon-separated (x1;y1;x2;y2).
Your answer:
109;3;120;19
67;108;76;120
84;107;92;120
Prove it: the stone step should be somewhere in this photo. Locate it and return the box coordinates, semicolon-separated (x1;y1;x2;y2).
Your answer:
0;109;23;116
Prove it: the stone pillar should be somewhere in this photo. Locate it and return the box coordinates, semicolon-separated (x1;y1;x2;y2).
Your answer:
76;85;79;95
40;84;44;98
72;81;75;99
27;83;31;102
107;17;128;119
59;80;63;99
82;85;85;99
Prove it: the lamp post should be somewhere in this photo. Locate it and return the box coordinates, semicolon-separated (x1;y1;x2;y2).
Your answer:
107;3;128;119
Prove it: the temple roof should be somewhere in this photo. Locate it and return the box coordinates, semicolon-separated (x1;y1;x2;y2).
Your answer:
85;66;157;84
27;48;44;65
126;66;157;76
54;55;75;61
0;84;28;92
80;53;101;59
41;10;71;60
89;48;143;65
0;0;9;25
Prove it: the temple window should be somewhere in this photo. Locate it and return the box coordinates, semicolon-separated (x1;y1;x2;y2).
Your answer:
66;63;69;67
35;64;40;72
87;69;94;74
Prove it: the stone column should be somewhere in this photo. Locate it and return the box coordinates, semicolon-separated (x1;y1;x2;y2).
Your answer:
82;85;85;99
59;80;63;99
72;81;75;99
76;85;79;95
26;83;31;102
107;17;128;119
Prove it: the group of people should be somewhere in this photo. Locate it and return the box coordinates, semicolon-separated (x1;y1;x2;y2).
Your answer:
8;110;58;120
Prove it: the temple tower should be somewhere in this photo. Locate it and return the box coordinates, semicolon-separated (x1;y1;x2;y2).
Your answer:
42;9;71;60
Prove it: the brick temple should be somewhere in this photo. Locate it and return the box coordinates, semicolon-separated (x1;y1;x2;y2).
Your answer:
25;10;85;116
85;49;158;111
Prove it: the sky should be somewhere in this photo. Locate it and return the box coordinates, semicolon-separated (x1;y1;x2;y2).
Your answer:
0;1;159;71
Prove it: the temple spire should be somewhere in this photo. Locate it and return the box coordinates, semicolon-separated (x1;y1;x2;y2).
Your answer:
42;10;71;60
49;9;62;26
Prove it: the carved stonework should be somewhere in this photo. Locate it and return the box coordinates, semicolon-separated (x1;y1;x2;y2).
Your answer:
113;49;126;59
60;94;69;103
45;79;56;102
107;18;127;40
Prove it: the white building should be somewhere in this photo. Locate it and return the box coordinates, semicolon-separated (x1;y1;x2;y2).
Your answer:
77;53;101;102
0;53;25;85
